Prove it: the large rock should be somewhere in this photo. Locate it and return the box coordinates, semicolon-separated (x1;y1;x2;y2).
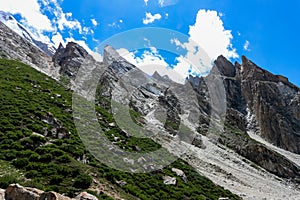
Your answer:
0;189;5;200
40;191;72;200
163;176;177;185
172;168;187;182
5;184;43;200
74;192;98;200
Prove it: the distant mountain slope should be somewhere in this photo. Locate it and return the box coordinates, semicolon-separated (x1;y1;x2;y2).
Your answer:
0;20;59;79
0;11;56;56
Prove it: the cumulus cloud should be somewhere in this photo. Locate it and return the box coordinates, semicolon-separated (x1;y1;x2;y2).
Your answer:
91;18;98;26
243;40;250;51
0;0;86;37
51;32;64;48
188;10;238;60
170;9;238;76
0;0;53;32
144;0;149;6
143;12;162;25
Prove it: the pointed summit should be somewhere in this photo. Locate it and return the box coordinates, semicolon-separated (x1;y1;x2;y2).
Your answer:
103;45;123;66
210;55;236;77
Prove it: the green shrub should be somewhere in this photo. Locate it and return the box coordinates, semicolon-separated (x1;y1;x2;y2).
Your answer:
12;158;29;169
25;170;39;179
73;174;92;189
29;153;40;161
49;175;64;185
39;153;53;163
0;174;19;188
56;154;72;163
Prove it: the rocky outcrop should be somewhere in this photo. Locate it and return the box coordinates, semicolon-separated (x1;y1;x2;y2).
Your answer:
52;42;91;78
75;192;98;200
2;184;98;200
171;168;187;182
0;189;5;200
39;191;72;200
5;184;43;200
163;176;177;185
188;54;300;182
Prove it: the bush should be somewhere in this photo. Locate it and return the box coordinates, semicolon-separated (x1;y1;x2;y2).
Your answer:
56;154;72;163
73;174;92;189
0;174;19;188
25;170;39;179
39;153;52;163
29;153;40;161
12;158;29;169
49;175;64;185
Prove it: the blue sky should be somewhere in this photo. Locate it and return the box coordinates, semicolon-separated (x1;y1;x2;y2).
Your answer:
0;0;299;85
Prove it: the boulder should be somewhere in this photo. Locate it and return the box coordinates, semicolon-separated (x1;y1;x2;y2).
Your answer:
40;191;72;200
5;184;43;200
172;168;187;182
75;192;98;200
163;176;177;185
0;189;5;200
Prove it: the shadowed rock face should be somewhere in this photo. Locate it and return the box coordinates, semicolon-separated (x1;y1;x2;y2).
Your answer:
202;54;300;154
188;55;300;181
52;42;92;78
239;56;300;154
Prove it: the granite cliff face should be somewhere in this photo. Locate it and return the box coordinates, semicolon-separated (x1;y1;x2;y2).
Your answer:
187;55;300;182
239;56;300;153
208;55;300;154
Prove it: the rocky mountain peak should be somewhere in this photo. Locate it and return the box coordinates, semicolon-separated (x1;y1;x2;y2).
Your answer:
52;42;93;78
210;55;236;77
103;45;124;66
102;45;135;75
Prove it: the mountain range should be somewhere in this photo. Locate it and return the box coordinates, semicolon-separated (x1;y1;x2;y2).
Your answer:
0;13;299;200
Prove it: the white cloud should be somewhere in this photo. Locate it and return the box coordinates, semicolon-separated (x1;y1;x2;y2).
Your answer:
170;9;238;77
108;21;121;28
243;40;250;51
170;38;185;49
91;18;98;26
144;0;149;6
119;19;123;23
51;32;65;48
158;0;165;7
158;0;179;7
143;12;162;25
188;10;238;60
54;11;82;32
118;47;186;84
0;0;53;32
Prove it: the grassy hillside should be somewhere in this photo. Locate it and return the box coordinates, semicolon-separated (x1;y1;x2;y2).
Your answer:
0;58;240;199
